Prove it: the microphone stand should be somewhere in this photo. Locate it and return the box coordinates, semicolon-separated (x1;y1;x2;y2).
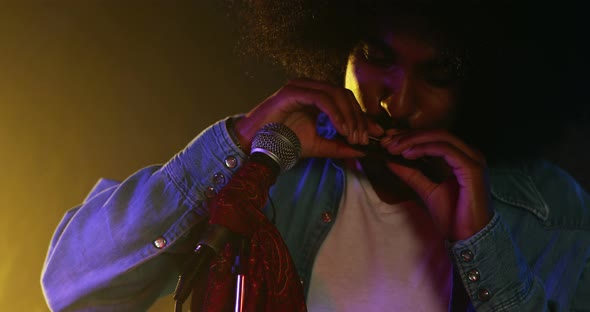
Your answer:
232;237;249;312
173;225;232;312
172;226;250;312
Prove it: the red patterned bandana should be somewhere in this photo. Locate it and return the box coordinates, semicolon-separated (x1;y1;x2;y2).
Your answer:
191;161;307;312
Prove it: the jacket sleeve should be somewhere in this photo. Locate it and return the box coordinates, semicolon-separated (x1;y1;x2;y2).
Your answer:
450;212;590;312
41;117;247;311
450;213;548;311
570;259;590;311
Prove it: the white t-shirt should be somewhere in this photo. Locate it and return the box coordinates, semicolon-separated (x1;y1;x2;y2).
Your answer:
306;160;452;311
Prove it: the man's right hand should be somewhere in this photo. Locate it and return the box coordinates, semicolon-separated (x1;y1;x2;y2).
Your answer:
234;78;383;158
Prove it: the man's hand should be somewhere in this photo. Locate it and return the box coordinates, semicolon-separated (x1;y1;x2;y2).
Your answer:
381;129;492;241
235;78;383;158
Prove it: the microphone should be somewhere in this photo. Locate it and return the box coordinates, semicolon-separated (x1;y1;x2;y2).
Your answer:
250;122;302;174
173;123;301;309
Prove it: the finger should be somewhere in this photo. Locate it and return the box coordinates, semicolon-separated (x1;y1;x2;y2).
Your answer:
385;161;438;200
346;89;369;145
287;79;363;145
400;142;485;181
367;121;385;138
383;129;486;165
287;79;357;136
400;142;492;234
381;130;411;145
276;84;350;137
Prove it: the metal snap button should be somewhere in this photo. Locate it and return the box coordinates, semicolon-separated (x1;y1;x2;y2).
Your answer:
477;288;491;302
467;269;480;282
153;237;167;249
224;156;238;169
213;172;226;185
205;186;217;198
460;249;474;262
321;212;332;223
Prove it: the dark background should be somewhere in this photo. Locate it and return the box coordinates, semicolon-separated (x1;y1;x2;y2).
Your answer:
0;1;586;310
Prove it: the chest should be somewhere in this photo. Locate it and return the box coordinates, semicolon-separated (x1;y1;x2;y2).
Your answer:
305;167;453;311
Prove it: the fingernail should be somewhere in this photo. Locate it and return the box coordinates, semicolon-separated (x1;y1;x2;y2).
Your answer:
352;130;358;144
362;130;369;145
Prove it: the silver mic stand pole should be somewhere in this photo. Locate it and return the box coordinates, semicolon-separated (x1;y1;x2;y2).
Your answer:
233;237;249;312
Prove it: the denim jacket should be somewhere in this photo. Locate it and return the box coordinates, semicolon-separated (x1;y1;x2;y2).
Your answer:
42;118;590;311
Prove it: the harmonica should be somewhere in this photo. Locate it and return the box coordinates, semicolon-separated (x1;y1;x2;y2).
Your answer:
346;135;444;183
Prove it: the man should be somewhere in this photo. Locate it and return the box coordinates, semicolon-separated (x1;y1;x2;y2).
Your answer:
42;1;589;311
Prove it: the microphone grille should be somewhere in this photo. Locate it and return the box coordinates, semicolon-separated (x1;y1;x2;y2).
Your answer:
251;123;301;173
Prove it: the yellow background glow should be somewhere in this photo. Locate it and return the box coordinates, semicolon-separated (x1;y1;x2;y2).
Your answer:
0;1;281;310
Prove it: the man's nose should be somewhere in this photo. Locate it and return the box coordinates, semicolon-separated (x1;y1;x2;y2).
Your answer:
380;69;416;121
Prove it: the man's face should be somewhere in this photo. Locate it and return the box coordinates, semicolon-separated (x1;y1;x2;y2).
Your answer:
345;30;459;131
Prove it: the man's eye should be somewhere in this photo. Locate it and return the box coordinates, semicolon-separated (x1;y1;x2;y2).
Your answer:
361;43;395;67
420;56;468;87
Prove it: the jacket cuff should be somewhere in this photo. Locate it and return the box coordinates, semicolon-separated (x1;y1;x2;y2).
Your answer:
449;213;535;310
163;116;247;217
